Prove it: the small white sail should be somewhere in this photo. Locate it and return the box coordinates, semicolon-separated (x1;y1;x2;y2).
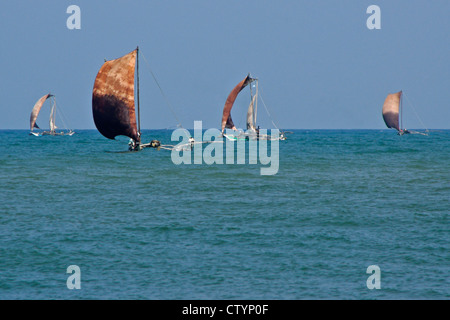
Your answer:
246;94;257;131
49;100;57;132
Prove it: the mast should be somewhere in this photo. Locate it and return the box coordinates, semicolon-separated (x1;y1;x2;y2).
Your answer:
400;90;403;130
136;46;141;139
250;78;254;128
254;79;258;126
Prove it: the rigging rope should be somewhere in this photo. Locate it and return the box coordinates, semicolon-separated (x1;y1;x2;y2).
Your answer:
140;51;183;129
258;88;281;131
402;91;429;133
53;97;72;131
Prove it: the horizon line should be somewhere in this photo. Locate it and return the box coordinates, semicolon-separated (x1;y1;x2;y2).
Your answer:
1;128;445;131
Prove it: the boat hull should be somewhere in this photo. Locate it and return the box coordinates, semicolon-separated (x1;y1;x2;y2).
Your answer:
30;131;75;136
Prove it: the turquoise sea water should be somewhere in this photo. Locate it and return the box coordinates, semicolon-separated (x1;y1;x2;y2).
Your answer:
0;129;448;299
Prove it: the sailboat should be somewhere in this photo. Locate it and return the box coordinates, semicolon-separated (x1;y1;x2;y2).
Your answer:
382;90;428;135
221;74;286;141
29;93;75;136
92;47;162;151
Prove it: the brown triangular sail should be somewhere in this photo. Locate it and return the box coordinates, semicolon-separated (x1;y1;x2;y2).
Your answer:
382;91;402;131
92;49;140;143
30;93;52;131
221;74;253;132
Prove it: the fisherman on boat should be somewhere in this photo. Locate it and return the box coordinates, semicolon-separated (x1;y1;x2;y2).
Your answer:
128;138;137;151
398;129;410;136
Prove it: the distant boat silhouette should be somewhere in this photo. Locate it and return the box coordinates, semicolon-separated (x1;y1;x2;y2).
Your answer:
29;93;74;136
382;90;428;136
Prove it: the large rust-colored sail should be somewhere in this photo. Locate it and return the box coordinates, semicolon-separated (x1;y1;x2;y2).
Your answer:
30;93;52;131
92;49;140;142
382;91;402;131
221;74;253;132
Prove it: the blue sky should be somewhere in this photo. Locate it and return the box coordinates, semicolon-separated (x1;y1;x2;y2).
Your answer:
0;0;448;130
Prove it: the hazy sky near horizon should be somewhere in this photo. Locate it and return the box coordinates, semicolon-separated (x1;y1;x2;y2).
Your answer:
1;0;449;130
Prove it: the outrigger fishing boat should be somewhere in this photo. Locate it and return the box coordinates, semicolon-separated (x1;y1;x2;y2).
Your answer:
93;46;208;153
221;74;286;141
382;90;428;136
92;47;174;151
29;93;74;136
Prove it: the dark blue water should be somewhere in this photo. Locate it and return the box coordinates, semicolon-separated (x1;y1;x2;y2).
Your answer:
0;129;448;299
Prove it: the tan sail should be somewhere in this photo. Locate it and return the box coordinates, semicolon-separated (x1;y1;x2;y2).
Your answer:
92;49;140;143
30;93;52;131
382;91;402;131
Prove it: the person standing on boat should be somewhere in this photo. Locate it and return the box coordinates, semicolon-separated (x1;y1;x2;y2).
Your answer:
128;138;136;151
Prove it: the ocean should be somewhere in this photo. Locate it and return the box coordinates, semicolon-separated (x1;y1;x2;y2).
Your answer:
0;129;448;300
